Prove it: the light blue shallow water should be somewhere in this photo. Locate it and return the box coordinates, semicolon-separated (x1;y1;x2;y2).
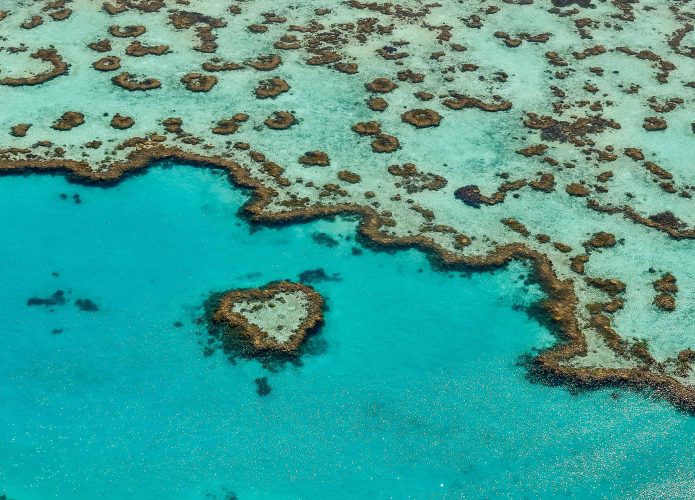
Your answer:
1;163;694;499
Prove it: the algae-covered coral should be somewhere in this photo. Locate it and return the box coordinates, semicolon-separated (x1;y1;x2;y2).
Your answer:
0;0;693;409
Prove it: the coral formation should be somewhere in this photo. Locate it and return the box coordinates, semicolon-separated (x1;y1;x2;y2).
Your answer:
0;0;694;412
93;56;121;71
255;77;290;98
110;114;135;129
401;109;442;128
51;112;85;131
112;72;161;91
0;49;69;86
264;111;296;130
180;73;218;92
212;281;324;353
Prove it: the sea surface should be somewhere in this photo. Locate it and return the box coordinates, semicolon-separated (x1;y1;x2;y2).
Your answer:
1;164;694;499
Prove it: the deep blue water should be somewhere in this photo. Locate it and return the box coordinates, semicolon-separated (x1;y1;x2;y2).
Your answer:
1;164;694;499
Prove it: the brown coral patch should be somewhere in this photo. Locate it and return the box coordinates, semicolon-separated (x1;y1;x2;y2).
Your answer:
401;109;441;128
248;24;268;33
274;35;301;50
588;202;695;240
652;273;677;311
110;114;135;129
181;73;217;92
169;10;224;29
246;54;283;71
523;113;620;146
49;8;72;21
530;173;556;192
367;97;388;111
334;62;359;74
260;161;290;187
169;10;226;53
202;60;242;72
454;234;472;249
554;242;572;253
644;161;672;180
365;77;397;93
624;147;645;161
352;121;381;136
10;124;31;137
676;350;695;377
306;52;342;66
299;151;330;167
112;72;161;91
585;232;616;249
585;277;626;296
104;1;164;14
654;273;678;294
397;70;424;83
570;254;589;274
162;118;183;134
442;95;512;112
264;111;296;130
371;134;400;153
643;116;667;131
51;112;85;131
615;46;675;83
454;185;503;208
88;39;112;53
125;41;169;56
212;119;239;136
0;48;69;86
517;144;548;157
103;1;128;15
212;281;324;353
565;183;590;197
93;56;121;72
388;163;446;193
647;211;686;230
109;25;146;37
654;293;675;311
338;170;361;184
502;218;530;237
20;16;43;29
255;77;290;98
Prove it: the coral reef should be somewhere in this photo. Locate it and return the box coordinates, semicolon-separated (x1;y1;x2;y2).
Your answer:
212;281;324;353
109;25;146;37
180;73;218;92
51;112;85;131
264;111;296;130
110;114;135;129
298;151;330;166
125;41;169;57
93;56;121;71
0;0;694;412
255;77;290;98
401;109;442;128
0;49;69;86
112;72;161;91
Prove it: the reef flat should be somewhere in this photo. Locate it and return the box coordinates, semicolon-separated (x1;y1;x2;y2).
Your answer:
0;0;694;410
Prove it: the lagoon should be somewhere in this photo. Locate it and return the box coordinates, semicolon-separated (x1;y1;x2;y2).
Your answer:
1;164;694;499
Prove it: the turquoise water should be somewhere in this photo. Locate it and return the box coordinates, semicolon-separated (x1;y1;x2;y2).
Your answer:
1;164;694;499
